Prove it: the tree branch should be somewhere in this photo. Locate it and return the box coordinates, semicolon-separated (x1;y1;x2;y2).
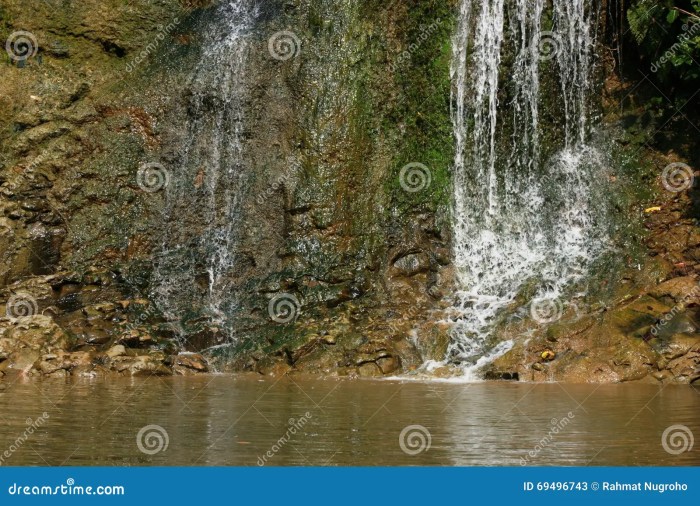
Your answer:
673;7;700;21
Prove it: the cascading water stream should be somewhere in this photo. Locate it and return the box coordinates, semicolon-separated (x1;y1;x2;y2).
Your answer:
447;0;608;371
150;0;257;340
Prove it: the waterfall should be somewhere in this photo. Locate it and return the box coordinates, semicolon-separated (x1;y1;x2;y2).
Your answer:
448;0;607;368
150;0;257;340
553;0;595;147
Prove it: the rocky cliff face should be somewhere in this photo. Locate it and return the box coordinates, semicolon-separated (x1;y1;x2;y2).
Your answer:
0;0;220;377
0;0;456;379
0;0;698;383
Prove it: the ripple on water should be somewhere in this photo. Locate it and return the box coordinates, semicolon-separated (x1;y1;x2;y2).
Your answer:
0;377;698;466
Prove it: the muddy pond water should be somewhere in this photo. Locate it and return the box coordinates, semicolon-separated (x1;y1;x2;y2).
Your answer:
0;376;698;466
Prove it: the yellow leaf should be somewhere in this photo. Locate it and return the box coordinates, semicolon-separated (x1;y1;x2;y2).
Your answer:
541;350;556;361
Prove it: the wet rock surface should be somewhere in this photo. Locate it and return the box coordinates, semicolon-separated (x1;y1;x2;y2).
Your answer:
483;180;700;385
0;272;207;378
0;0;453;380
0;0;698;384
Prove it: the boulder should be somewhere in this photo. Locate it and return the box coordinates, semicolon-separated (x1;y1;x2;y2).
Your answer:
357;362;383;377
168;353;209;375
0;315;72;374
650;276;700;304
105;345;127;358
109;355;172;376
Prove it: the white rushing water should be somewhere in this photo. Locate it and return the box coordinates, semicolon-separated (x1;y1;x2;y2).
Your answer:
448;0;607;368
151;0;257;338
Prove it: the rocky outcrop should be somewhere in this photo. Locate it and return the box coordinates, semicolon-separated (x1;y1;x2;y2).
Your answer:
1;0;456;379
183;0;456;372
0;0;698;383
0;272;208;378
483;177;700;385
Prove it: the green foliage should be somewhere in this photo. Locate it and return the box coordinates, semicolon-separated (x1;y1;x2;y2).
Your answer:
627;0;700;88
627;0;663;45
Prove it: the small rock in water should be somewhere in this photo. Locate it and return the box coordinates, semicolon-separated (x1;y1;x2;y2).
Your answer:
169;353;209;375
652;371;668;381
106;345;127;358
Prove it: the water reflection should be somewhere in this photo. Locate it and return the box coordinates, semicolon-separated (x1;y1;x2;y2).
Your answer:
0;376;698;466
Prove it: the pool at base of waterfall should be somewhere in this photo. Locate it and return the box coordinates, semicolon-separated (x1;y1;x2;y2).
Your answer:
0;376;698;466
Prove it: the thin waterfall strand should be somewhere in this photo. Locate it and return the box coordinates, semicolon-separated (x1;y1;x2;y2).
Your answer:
151;0;256;340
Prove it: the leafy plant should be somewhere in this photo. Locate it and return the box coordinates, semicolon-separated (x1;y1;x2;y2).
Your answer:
626;0;700;88
627;0;663;45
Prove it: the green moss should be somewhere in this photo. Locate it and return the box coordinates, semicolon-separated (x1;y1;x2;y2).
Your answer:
387;1;456;213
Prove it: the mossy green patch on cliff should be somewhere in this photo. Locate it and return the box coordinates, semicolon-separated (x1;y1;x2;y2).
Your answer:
201;0;461;364
386;0;456;214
